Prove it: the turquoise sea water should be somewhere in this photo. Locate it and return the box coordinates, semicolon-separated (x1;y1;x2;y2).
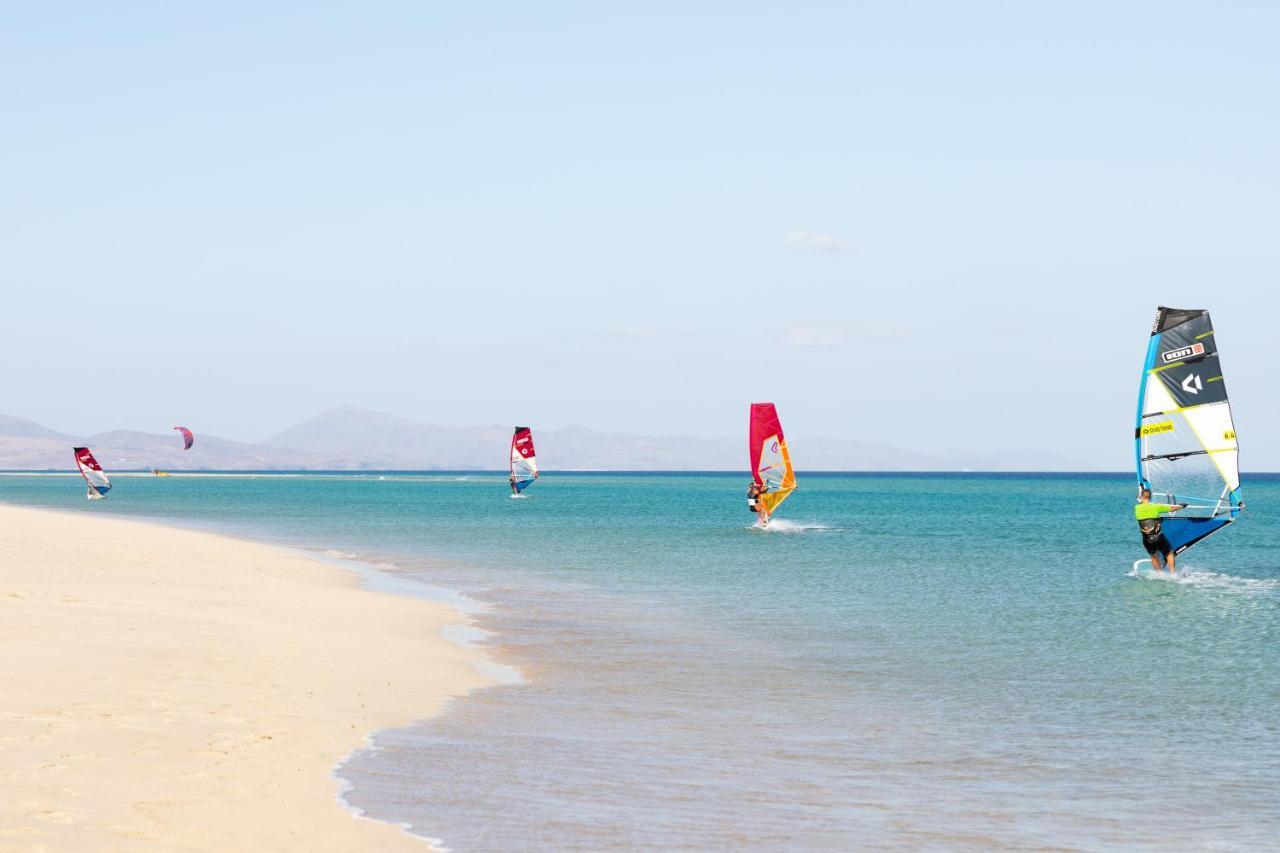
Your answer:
2;472;1277;849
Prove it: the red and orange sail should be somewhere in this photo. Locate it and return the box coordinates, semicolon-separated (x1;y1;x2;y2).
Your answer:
749;403;796;516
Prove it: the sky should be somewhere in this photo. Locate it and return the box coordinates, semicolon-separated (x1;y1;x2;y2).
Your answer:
3;2;1277;469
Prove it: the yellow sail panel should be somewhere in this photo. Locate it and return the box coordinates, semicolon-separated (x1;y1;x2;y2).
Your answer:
759;436;796;514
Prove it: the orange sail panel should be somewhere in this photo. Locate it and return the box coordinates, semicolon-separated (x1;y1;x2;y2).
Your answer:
749;403;796;515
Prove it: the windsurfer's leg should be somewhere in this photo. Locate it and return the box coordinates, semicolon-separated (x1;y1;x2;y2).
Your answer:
1146;540;1162;571
1166;551;1176;574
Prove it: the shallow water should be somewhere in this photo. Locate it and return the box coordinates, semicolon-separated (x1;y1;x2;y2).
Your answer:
3;471;1277;849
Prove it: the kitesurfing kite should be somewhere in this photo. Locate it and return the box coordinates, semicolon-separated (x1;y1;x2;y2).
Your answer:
174;426;194;450
1135;306;1243;556
74;447;112;500
510;426;538;494
749;403;796;524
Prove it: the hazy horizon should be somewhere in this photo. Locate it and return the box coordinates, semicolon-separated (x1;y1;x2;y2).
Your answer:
7;403;1280;474
4;3;1276;468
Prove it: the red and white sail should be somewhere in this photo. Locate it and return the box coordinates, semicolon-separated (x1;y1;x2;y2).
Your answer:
510;427;538;492
173;426;195;450
73;446;111;499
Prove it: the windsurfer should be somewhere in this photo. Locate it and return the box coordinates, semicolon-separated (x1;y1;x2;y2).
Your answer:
747;481;771;525
509;427;539;496
1135;487;1187;574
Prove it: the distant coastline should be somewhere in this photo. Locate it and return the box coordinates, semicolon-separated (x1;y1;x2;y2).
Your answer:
1;404;1097;472
6;468;1279;478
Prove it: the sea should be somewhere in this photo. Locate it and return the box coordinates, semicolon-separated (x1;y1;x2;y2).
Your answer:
2;471;1277;850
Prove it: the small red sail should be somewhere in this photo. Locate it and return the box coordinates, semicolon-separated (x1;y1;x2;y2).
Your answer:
73;446;112;499
173;426;195;450
510;427;538;493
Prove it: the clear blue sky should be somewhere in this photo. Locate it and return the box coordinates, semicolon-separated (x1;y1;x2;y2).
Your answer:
3;2;1276;468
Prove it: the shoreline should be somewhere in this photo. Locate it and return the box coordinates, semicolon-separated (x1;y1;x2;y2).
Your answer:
0;504;494;851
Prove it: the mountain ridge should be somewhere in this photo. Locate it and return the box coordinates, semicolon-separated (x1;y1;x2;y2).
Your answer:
0;406;1097;472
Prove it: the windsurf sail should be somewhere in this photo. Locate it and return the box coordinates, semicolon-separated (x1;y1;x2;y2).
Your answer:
174;426;194;450
1136;307;1243;554
749;403;796;516
74;447;111;500
510;426;538;493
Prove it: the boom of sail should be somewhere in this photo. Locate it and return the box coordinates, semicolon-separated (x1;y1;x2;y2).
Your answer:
74;446;112;500
1136;306;1243;554
510;426;538;493
749;402;796;516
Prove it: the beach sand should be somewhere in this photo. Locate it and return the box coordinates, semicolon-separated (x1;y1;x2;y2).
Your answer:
0;505;489;851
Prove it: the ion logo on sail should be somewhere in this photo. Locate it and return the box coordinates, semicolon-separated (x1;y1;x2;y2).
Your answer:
1161;342;1204;363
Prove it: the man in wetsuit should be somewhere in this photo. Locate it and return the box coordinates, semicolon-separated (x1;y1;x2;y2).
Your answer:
747;481;771;525
1135;487;1187;574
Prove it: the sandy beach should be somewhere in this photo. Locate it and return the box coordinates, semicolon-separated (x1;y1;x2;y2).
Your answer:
0;504;489;852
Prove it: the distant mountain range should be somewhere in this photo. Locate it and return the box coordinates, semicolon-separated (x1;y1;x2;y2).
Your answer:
0;405;1096;472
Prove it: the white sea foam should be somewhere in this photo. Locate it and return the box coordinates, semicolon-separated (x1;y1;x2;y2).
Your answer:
1127;562;1280;594
751;518;835;533
334;742;448;851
